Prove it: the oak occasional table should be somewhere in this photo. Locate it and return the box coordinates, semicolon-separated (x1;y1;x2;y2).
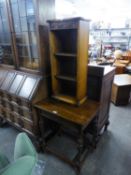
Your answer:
35;98;100;174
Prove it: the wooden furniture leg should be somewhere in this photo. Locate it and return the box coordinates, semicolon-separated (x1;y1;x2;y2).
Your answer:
104;119;110;132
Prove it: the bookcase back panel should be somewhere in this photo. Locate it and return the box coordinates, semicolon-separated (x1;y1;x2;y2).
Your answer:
52;30;77;53
58;80;76;96
57;58;76;77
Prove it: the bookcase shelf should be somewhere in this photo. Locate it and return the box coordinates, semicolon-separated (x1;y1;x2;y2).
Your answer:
48;18;90;105
54;53;76;58
52;94;76;105
55;75;76;82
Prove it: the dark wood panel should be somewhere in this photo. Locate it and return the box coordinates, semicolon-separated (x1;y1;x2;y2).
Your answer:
87;65;115;133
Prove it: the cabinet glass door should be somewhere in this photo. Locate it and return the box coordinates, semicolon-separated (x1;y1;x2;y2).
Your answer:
0;0;14;65
10;0;39;70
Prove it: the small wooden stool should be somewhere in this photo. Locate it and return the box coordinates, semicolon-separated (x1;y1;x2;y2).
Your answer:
111;74;131;105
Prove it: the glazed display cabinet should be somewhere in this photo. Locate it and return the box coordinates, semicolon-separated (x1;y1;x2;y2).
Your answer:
0;0;15;66
0;0;55;74
9;0;39;70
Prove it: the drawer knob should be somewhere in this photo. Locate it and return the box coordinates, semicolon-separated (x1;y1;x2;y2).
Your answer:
52;110;58;114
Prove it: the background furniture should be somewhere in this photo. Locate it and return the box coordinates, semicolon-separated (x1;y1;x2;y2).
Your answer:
0;132;37;175
111;74;131;105
48;18;90;105
0;68;49;140
113;50;131;74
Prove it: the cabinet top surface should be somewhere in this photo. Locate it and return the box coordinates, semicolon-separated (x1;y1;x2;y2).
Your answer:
104;66;116;75
114;74;131;86
35;99;99;126
47;17;90;23
88;65;115;76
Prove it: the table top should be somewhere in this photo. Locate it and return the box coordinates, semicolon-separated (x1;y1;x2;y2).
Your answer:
114;74;131;86
35;98;100;127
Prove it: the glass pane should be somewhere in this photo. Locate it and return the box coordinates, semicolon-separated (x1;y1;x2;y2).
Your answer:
31;45;38;59
27;15;36;31
10;0;17;3
2;55;14;65
19;56;39;69
20;17;28;31
11;3;21;33
16;32;29;45
29;32;37;45
2;45;12;54
0;45;13;65
0;2;10;32
0;33;3;43
19;56;30;67
18;0;26;17
0;3;6;18
18;77;36;98
1;72;15;90
4;33;11;43
9;74;24;94
0;1;13;65
17;45;30;57
0;20;3;33
3;21;9;33
0;46;3;63
26;0;34;16
14;19;21;33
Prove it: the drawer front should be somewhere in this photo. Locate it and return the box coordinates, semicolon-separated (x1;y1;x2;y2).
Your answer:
21;101;31;109
40;110;78;128
11;96;21;106
19;107;33;121
49;21;79;30
22;118;33;133
3;93;11;101
0;105;4;116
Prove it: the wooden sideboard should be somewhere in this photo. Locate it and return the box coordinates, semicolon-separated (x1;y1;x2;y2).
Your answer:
0;68;49;141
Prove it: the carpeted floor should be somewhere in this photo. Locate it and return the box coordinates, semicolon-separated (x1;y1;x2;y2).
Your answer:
0;103;131;175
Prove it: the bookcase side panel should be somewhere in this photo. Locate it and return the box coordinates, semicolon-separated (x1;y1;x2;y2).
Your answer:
76;20;89;102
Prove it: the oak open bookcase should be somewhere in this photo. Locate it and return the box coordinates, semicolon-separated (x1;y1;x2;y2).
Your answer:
48;17;90;105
